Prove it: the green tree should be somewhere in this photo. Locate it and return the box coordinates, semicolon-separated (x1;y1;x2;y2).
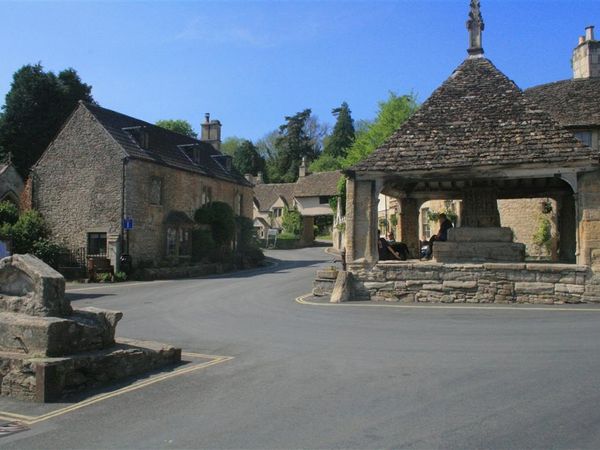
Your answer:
271;109;317;183
233;140;266;176
0;63;94;176
309;153;343;172
344;92;418;167
155;119;197;138
221;136;245;156
281;206;302;236
324;101;354;158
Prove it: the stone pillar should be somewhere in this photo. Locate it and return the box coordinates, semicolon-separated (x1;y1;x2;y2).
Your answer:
556;194;577;263
345;178;378;264
107;233;120;272
301;216;315;246
577;170;600;267
398;198;420;259
461;187;501;227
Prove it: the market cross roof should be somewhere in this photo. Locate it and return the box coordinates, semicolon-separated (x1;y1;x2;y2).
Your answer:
80;102;252;187
350;57;598;175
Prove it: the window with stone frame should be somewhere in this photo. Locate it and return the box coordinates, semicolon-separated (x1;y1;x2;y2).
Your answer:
202;186;213;206
166;228;177;256
421;208;431;240
272;207;283;217
575;131;593;147
150;177;163;205
87;232;107;256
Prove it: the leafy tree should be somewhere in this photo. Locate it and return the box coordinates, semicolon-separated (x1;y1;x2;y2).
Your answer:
271;109;318;183
232;140;266;176
221;136;245;156
155;119;197;138
308;153;343;172
281;206;302;236
0;63;94;176
0;201;19;226
324;102;354;159
344;92;418;167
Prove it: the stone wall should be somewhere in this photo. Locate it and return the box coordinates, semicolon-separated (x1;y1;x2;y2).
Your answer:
125;159;254;265
0;165;24;205
348;261;594;304
33;105;124;252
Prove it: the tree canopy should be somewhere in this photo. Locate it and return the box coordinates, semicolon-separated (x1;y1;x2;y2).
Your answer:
344;92;418;167
155;119;197;138
323;101;355;159
0;63;94;177
232;140;266;176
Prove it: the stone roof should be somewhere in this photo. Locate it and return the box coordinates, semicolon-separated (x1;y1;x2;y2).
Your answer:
253;183;295;212
253;170;341;212
81;102;251;187
294;171;341;197
351;58;598;175
525;77;600;128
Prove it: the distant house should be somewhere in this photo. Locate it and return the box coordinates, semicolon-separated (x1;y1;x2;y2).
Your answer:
0;162;24;207
252;160;341;245
32;102;253;270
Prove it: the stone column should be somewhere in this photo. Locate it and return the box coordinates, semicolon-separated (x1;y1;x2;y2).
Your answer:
398;198;420;259
577;170;600;267
301;216;315;246
345;178;378;264
556;194;577;263
461;187;501;227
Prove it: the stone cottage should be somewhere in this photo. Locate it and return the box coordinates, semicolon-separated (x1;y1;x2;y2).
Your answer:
32;102;253;270
338;1;600;305
252;161;341;245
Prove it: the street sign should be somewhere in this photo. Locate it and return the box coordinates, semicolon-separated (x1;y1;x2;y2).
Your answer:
123;218;134;230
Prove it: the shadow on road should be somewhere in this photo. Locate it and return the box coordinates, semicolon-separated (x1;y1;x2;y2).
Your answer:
65;292;116;302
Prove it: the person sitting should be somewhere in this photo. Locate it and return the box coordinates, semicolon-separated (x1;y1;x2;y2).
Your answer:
423;213;453;259
378;230;407;261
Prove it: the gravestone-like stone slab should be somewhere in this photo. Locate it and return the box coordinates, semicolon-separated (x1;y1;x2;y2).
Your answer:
0;255;71;317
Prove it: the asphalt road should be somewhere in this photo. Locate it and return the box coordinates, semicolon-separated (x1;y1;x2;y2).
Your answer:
3;246;600;449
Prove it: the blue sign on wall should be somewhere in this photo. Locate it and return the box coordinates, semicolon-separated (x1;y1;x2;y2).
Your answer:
123;218;134;230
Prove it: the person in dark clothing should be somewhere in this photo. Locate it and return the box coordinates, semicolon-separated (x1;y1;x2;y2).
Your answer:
424;213;453;259
378;230;407;261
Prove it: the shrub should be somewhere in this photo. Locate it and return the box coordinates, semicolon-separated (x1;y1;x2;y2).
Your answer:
32;239;67;269
210;202;236;246
0;201;19;226
10;210;49;254
191;229;216;262
114;271;127;282
97;272;112;283
533;216;552;253
281;207;302;236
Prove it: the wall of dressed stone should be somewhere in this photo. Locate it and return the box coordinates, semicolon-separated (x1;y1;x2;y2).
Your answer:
348;261;596;305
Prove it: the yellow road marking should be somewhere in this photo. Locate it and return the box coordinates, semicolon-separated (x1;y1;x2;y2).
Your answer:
296;294;600;312
0;351;233;425
67;280;173;292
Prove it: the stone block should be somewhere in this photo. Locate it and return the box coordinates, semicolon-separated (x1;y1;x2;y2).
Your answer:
0;254;71;317
331;271;354;303
363;282;395;290
434;242;525;263
443;281;478;290
316;269;338;280
483;263;526;270
422;284;444;291
514;282;554;295
447;227;514;243
555;284;585;295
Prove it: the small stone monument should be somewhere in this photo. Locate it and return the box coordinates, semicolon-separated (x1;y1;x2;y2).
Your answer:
0;254;181;402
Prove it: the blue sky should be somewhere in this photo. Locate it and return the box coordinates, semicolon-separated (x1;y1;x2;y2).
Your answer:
1;0;599;141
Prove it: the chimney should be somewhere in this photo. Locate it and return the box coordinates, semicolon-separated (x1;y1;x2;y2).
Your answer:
245;173;254;183
573;25;600;79
299;156;307;178
200;112;222;151
256;171;264;184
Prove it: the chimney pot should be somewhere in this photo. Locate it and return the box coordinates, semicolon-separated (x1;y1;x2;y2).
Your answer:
586;25;595;41
205;113;210;123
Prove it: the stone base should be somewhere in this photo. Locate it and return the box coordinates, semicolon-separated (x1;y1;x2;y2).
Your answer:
0;307;122;357
312;269;338;296
0;338;182;402
434;241;526;263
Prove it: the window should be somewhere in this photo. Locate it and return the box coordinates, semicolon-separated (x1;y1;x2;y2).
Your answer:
272;207;283;217
421;208;431;240
575;131;593;147
88;233;107;256
150;177;162;205
166;228;177;256
319;196;330;205
202;186;212;206
235;193;243;216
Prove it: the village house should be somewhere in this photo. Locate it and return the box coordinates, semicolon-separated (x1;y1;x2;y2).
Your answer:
252;160;341;245
31;102;253;271
335;2;600;305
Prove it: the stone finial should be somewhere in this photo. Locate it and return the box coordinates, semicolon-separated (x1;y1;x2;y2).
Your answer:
466;0;485;57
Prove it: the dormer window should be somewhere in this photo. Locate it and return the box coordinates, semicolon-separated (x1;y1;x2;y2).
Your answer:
179;144;202;164
123;126;149;149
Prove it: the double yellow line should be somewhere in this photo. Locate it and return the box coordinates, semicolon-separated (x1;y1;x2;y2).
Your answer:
0;352;233;425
